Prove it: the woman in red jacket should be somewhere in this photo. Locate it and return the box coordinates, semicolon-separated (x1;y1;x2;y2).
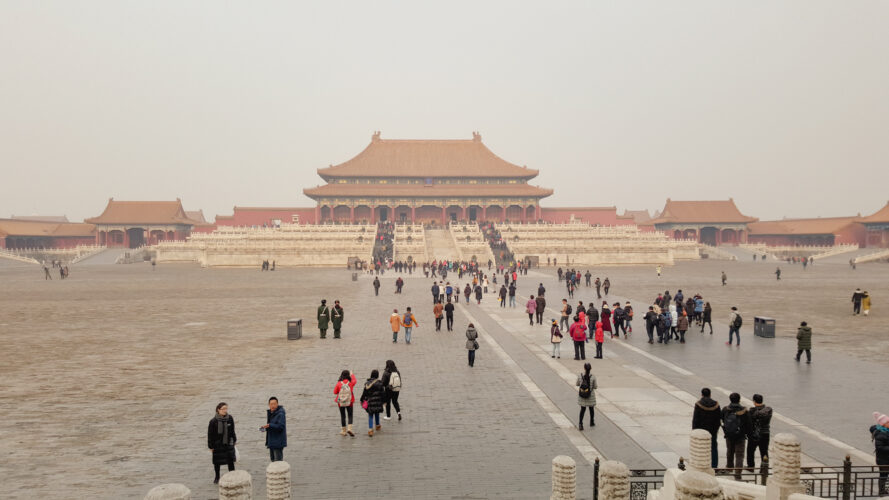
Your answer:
334;370;357;437
594;321;605;359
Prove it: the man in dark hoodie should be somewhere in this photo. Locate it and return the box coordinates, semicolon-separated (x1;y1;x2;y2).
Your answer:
722;392;752;478
262;397;287;462
692;388;722;469
747;394;772;470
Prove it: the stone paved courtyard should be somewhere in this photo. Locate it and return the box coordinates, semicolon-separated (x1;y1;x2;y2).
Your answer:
0;257;886;499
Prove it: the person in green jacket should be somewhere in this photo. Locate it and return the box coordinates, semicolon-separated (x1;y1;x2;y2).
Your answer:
795;321;812;364
317;300;330;339
331;300;344;339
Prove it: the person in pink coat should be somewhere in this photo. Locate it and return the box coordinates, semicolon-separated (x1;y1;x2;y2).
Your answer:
600;302;614;338
526;295;538;325
594;321;605;359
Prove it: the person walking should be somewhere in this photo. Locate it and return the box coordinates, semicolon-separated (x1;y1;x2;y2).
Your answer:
722;392;752;479
692;388;721;469
602;278;611;296
721;271;727;286
677;310;689;344
431;281;440;304
499;284;507;308
795;321;812;363
390;309;403;343
576;362;597;430
444;300;455;331
526;295;537;325
747;394;772;470
360;370;385;437
870;412;889;495
433;300;444;331
624;302;634;334
474;284;483;304
727;307;741;346
262;397;286;462
644;306;658;344
402;307;419;344
600;303;613;339
570;315;587;360
208;402;237;484
373;277;380;296
594;277;602;299
332;300;344;339
463;284;471;304
775;267;781;280
863;291;871;317
852;288;864;315
594;320;604;358
465;323;479;367
381;360;402;421
334;370;357;437
701;302;713;334
560;299;571;332
535;294;547;325
317;300;330;339
508;282;517;307
550;319;563;358
613;302;627;338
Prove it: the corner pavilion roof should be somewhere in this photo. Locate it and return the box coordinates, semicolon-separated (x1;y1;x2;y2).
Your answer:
747;216;861;236
316;132;539;180
650;199;757;225
303;183;553;199
860;202;889;224
85;199;195;225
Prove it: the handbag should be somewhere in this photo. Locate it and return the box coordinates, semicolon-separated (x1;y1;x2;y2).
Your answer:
473;340;480;350
361;400;369;410
234;446;240;462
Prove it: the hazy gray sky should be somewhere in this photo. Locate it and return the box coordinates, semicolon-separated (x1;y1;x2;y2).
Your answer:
2;1;888;222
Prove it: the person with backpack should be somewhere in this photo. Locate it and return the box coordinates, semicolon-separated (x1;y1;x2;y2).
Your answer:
569;315;588;360
463;283;472;304
871;412;889;495
659;309;671;344
381;360;402;421
575;362;597;430
727;307;741;346
433;300;444;331
334;370;357;437
402;307;419;344
360;369;385;437
602;278;611;296
701;302;713;334
560;299;572;332
624;302;634;334
550;319;563;358
747;394;772;470
593;320;604;359
465;323;479;367
795;321;813;363
390;309;404;343
721;392;752;478
262;397;287;461
692;388;721;469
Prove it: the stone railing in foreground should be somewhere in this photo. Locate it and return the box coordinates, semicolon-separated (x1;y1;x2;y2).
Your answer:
854;248;889;265
0;248;41;264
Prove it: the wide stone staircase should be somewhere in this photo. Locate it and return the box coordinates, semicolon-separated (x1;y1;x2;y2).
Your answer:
424;229;461;262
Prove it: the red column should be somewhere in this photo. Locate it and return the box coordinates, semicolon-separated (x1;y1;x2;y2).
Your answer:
461;206;466;221
350;206;355;223
370;206;376;224
715;228;722;246
411;206;416;223
521;206;527;223
123;229;130;248
481;206;487;221
536;204;541;221
314;206;320;224
441;206;447;225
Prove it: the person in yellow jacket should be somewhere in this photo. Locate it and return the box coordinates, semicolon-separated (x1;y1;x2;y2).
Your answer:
390;309;403;343
862;292;871;316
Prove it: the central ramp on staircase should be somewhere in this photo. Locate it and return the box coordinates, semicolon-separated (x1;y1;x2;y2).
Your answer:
424;229;461;261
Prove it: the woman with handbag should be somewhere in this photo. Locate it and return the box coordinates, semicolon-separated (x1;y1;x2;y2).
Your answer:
381;360;402;421
207;402;237;484
465;323;479;367
334;370;357;437
360;370;385;437
576;363;597;430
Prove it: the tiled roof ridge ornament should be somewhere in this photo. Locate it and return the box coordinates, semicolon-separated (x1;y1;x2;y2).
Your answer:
371;131;381;142
472;131;481;142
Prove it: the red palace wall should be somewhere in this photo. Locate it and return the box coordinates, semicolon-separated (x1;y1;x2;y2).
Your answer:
540;207;622;226
216;208;317;226
747;224;866;247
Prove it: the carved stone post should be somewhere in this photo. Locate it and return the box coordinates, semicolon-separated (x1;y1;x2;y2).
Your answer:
675;470;724;500
551;455;577;500
219;470;252;500
765;433;805;500
144;484;191;500
266;461;291;500
598;460;630;500
689;429;716;475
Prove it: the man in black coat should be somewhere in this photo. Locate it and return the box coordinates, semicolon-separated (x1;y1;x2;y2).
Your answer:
692;387;722;469
644;306;659;344
747;394;772;470
721;392;752;478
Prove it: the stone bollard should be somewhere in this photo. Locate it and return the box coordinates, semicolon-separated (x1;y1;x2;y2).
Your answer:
144;484;191;500
766;433;805;500
675;470;724;500
266;461;292;500
551;455;577;500
689;429;716;475
598;460;630;500
219;470;252;500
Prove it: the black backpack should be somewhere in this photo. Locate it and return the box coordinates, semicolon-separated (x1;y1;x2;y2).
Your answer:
733;314;743;329
724;410;742;437
578;374;592;399
565;304;573;316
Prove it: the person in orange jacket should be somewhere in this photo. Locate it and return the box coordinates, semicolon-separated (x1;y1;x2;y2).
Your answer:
402;307;419;344
594;321;605;359
390;309;403;343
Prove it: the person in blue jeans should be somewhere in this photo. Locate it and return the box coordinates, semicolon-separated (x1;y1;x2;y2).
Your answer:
402;307;419;344
727;307;741;346
262;397;286;461
361;370;385;437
